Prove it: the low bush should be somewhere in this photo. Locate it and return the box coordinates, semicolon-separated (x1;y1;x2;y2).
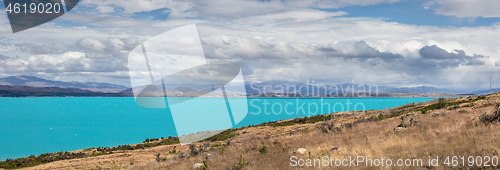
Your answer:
232;155;249;170
259;145;267;153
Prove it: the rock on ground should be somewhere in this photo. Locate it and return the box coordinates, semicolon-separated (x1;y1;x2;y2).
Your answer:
394;127;406;131
296;148;307;154
331;147;341;151
194;163;204;168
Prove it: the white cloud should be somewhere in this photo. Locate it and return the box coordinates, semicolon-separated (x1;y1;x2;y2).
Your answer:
0;51;130;85
188;0;401;19
1;60;25;67
96;5;115;13
78;0;399;19
80;0;193;17
85;53;112;60
77;38;107;52
432;0;500;18
0;0;499;90
233;10;347;26
423;1;435;10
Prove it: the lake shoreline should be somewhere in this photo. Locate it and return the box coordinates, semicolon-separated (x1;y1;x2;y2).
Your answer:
2;94;495;169
0;96;446;163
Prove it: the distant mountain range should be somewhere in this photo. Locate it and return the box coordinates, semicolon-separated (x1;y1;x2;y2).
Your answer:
0;76;128;93
0;75;492;97
470;88;500;95
244;81;465;96
0;85;130;97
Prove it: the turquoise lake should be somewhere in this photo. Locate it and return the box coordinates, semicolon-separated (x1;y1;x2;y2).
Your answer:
0;97;437;160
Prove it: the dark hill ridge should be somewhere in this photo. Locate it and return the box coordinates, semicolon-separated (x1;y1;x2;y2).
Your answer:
0;76;128;93
0;85;132;97
471;88;500;95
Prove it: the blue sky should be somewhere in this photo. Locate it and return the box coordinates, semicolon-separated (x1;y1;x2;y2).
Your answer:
45;0;500;27
0;0;499;90
334;0;500;27
66;0;499;26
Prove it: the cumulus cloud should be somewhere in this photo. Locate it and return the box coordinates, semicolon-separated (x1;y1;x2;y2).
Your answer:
77;38;107;52
0;41;131;83
76;37;144;53
202;36;401;63
1;0;499;90
96;5;115;13
326;41;402;60
419;45;485;66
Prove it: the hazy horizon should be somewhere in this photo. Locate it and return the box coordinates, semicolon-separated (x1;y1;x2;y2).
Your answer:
0;74;494;93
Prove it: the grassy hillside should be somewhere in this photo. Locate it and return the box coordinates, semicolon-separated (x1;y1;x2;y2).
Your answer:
2;94;500;169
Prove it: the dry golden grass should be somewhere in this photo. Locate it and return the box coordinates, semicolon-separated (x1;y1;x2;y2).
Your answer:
16;94;500;169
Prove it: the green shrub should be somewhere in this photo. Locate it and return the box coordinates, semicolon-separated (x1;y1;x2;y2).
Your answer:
169;146;177;154
155;153;166;162
232;155;249;170
201;157;209;170
282;143;290;152
420;98;447;114
378;113;384;120
259;145;267;153
189;144;199;156
204;129;238;142
220;147;226;154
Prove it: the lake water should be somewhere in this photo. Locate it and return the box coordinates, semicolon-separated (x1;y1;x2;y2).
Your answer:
0;97;437;160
